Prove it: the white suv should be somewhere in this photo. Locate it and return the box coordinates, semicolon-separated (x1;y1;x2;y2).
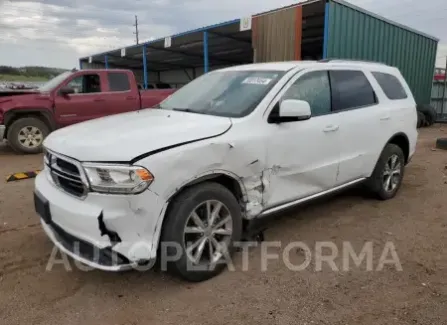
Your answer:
34;60;418;282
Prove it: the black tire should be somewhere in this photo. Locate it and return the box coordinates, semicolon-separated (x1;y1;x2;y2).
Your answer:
435;138;447;150
160;182;242;282
366;144;405;200
417;111;425;128
6;117;49;154
417;104;436;126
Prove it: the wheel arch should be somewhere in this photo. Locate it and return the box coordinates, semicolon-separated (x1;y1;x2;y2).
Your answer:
386;132;410;164
165;170;247;211
151;170;248;257
4;109;56;136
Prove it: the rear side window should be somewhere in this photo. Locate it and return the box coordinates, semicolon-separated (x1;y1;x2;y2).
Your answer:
372;72;408;100
107;72;130;92
330;70;377;111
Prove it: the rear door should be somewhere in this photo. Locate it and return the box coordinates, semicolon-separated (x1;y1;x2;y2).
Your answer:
330;68;391;185
54;71;105;127
102;71;140;113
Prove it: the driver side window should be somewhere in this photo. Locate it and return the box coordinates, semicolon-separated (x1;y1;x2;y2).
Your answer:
67;74;101;94
282;70;331;116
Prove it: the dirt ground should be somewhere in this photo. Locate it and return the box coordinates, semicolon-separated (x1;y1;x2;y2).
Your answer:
0;126;446;325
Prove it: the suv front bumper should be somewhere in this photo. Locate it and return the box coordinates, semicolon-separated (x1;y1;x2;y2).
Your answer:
0;125;5;140
34;170;166;271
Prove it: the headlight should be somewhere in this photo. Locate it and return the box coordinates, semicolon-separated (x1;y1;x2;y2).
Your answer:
82;163;154;194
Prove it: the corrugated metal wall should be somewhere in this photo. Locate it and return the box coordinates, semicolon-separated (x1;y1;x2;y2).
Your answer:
431;80;447;120
252;6;303;62
326;0;438;105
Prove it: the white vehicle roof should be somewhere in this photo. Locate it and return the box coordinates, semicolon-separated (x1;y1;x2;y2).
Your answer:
221;60;399;74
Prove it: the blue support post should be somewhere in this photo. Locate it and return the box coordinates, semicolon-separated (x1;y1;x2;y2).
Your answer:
143;45;148;90
104;55;109;69
322;2;330;59
203;31;209;73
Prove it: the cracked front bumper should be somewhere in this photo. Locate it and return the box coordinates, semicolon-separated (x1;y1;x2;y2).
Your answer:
34;170;166;270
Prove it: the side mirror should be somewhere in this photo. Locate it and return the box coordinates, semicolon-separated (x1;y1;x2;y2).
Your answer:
269;99;311;123
59;86;75;96
280;99;311;120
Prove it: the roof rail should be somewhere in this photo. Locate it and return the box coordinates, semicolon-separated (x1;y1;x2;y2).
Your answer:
319;59;388;65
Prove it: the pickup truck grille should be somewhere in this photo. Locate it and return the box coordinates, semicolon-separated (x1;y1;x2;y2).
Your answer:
45;150;88;198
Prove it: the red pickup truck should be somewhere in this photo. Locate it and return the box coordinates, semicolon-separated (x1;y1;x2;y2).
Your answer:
0;69;176;154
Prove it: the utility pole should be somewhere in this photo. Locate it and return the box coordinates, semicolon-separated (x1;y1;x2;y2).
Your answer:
133;15;139;45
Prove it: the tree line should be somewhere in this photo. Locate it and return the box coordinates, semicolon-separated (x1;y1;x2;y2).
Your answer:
0;66;68;78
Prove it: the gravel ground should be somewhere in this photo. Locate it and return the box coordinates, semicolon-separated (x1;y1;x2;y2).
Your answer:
0;126;446;325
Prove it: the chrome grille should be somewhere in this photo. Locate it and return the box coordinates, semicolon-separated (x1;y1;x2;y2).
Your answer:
45;150;88;198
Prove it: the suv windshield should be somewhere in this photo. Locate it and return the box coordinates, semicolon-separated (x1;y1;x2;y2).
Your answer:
38;71;73;92
158;70;285;117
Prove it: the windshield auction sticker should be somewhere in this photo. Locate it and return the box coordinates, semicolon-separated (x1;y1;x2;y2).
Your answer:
242;77;273;85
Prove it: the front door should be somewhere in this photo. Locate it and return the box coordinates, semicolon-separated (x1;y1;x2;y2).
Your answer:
54;72;105;127
264;69;341;209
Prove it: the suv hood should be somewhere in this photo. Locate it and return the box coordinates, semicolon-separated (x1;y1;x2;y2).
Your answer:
44;109;233;162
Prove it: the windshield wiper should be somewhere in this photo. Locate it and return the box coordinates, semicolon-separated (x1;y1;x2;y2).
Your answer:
172;108;193;112
172;108;206;115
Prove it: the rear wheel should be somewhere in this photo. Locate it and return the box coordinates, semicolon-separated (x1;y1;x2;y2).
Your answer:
7;117;49;154
160;182;242;282
366;144;405;200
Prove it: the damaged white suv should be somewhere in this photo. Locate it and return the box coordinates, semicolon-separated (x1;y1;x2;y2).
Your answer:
34;60;418;282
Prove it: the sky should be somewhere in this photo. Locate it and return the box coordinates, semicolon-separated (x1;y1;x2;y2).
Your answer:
0;0;447;69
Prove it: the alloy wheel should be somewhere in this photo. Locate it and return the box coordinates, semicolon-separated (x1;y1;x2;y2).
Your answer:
18;126;43;148
382;154;402;193
183;200;233;268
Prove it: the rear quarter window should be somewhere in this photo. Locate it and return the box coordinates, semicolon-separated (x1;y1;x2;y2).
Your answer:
372;72;408;100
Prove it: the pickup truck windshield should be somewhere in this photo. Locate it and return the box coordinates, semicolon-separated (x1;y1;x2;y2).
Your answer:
158;70;285;117
38;71;73;92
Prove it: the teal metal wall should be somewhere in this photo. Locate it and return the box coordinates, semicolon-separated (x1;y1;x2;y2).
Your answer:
325;0;438;105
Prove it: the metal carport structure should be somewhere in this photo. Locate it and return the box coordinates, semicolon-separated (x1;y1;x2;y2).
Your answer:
80;0;438;105
79;19;254;89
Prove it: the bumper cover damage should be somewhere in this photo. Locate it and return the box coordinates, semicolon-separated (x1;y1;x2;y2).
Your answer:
35;172;162;271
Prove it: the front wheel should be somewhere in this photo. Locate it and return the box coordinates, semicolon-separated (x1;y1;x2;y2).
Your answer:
160;182;242;282
7;117;49;154
366;144;405;200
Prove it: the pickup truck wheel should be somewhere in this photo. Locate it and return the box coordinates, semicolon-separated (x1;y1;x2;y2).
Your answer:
366;144;405;200
7;117;49;154
160;182;242;282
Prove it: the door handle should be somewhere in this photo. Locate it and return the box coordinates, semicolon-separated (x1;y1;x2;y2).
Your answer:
323;125;339;132
380;115;391;121
93;98;105;102
126;96;136;100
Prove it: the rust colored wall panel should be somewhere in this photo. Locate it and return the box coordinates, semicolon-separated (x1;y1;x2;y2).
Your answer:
295;6;303;60
252;7;300;63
